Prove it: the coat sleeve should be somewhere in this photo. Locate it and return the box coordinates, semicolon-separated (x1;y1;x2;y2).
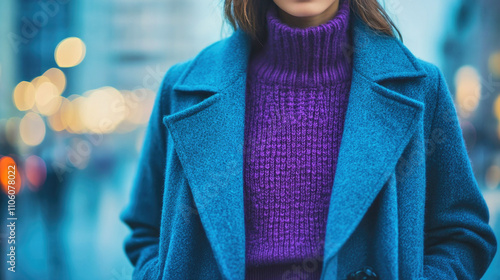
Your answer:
423;65;497;279
119;65;176;279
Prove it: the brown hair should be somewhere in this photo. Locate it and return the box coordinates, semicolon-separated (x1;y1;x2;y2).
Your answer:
223;0;402;43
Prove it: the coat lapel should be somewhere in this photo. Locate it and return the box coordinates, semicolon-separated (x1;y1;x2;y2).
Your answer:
321;17;427;275
162;29;251;280
162;15;427;279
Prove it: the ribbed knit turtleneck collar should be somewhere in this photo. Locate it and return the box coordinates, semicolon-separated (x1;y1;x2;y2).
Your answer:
249;0;351;86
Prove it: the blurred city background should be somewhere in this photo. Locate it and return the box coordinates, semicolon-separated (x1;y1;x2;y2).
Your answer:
0;0;499;279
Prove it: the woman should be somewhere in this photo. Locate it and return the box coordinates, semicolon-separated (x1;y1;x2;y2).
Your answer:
120;0;497;279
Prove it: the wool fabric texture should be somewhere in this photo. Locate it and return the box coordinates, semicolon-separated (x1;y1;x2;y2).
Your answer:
120;10;497;279
243;0;353;279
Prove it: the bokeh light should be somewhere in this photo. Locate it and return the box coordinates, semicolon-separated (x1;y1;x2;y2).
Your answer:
48;97;69;132
65;96;86;134
494;94;500;121
80;87;126;133
55;37;86;68
25;155;47;191
34;81;63;116
19;112;46;146
0;156;21;195
454;65;481;118
13;81;36;111
31;75;51;88
43;68;67;94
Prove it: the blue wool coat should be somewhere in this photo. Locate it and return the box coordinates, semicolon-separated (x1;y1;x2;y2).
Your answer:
120;15;497;280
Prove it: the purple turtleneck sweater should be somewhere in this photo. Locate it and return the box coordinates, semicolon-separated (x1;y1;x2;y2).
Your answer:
243;0;352;279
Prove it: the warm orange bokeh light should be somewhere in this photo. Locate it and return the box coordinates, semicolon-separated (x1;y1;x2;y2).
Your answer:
0;156;21;195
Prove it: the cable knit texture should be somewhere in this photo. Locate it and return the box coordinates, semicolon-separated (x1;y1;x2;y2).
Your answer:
243;0;352;279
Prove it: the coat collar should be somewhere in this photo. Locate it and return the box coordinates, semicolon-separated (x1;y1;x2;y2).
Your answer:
164;14;426;279
172;15;427;93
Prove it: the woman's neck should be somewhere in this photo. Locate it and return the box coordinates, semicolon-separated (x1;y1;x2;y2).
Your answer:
276;1;341;28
